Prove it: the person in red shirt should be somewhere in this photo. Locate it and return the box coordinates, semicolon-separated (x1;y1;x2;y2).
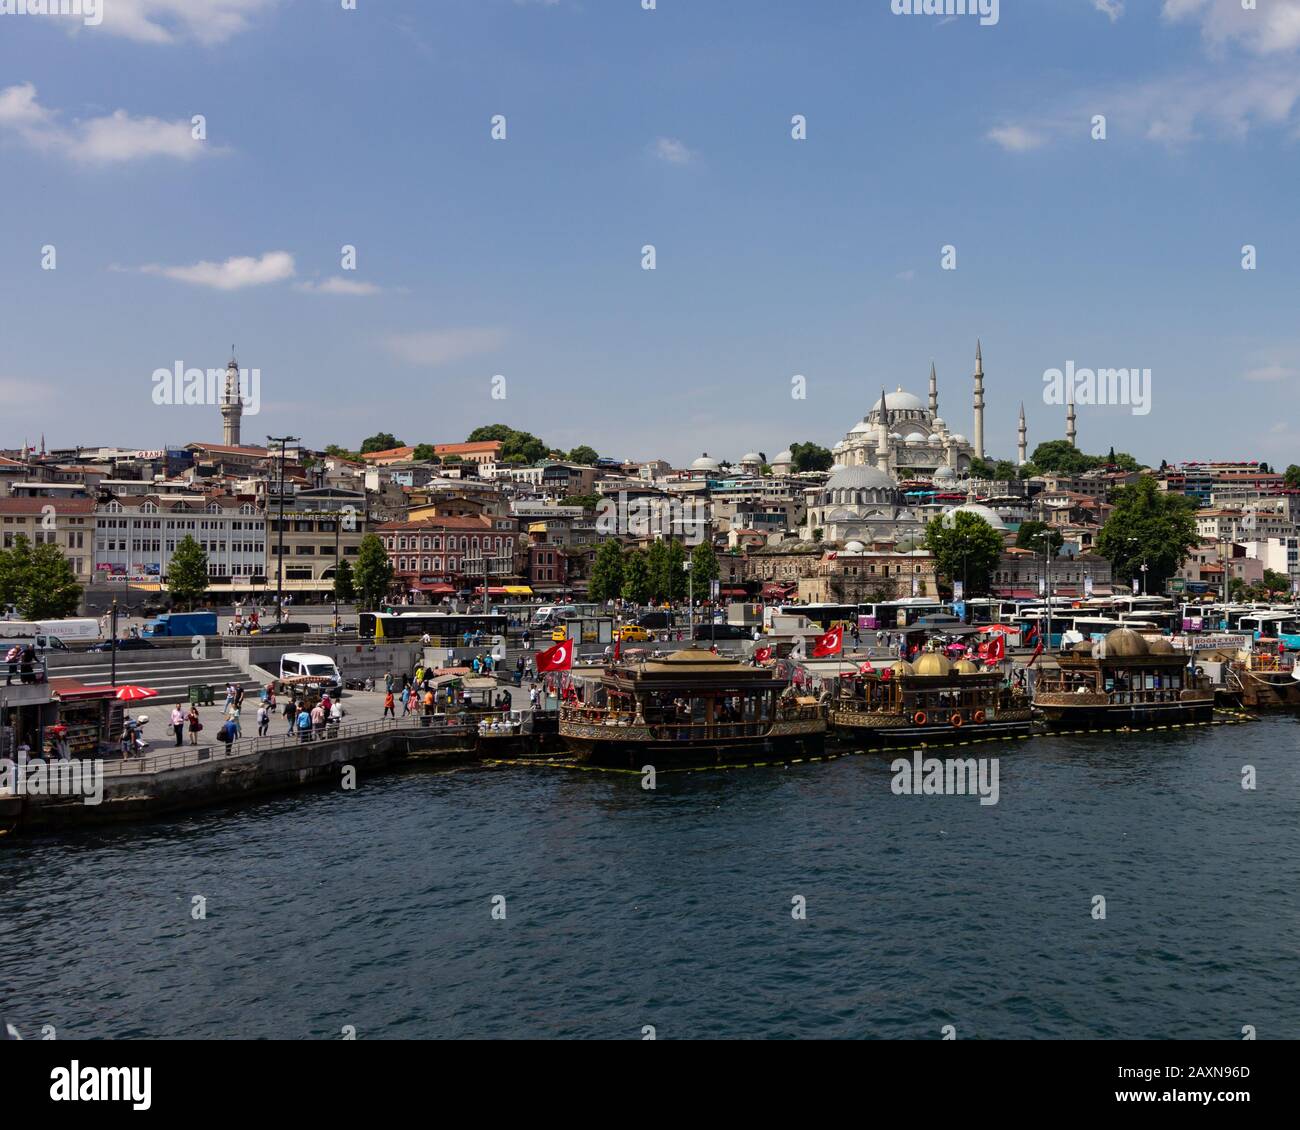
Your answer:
383;690;395;718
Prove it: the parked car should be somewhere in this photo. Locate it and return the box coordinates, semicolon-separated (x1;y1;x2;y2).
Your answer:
255;621;312;635
88;637;156;652
616;625;652;642
692;623;754;642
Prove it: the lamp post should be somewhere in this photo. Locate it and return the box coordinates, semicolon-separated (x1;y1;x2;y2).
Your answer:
110;598;118;688
684;559;694;638
268;434;300;624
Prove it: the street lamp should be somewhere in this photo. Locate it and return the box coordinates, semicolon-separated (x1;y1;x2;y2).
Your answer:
684;559;694;638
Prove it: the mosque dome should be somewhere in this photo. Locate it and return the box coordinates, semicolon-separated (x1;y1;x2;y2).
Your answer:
872;388;925;413
950;434;967;444
773;449;793;465
933;465;957;483
1104;628;1149;657
844;539;867;554
826;464;894;492
904;431;929;443
914;652;952;676
849;419;873;435
944;503;1007;531
691;453;720;472
932;417;947;431
741;452;761;465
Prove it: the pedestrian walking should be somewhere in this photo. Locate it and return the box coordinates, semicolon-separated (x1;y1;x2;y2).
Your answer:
257;702;270;736
383;689;396;718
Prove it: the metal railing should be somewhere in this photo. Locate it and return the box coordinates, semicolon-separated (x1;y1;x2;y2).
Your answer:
99;714;475;776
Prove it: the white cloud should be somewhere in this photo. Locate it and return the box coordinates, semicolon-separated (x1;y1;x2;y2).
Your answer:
986;125;1047;151
652;137;694;165
382;328;507;367
140;250;295;290
1242;363;1299;383
1163;0;1300;57
0;83;209;164
1093;0;1124;22
296;277;382;296
74;0;279;46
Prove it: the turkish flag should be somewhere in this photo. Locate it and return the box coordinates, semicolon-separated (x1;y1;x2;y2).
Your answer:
1024;622;1040;645
754;646;773;664
984;634;1006;664
858;659;875;674
536;640;573;673
613;637;622;662
813;626;842;657
1026;640;1044;667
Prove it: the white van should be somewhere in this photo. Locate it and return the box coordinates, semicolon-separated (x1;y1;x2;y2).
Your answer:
279;652;343;695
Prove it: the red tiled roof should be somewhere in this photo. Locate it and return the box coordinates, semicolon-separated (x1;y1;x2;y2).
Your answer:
0;497;95;514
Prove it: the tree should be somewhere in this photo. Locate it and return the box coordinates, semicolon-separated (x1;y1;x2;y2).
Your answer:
167;535;210;611
644;540;670;602
1016;520;1064;555
690;541;720;594
568;445;599;465
411;444;438;462
1262;569;1290;594
1095;475;1198;593
333;558;356;604
1030;440;1101;476
665;539;688;600
621;550;651;604
360;433;403;454
992;460;1018;481
789;442;834;474
1284;464;1300;489
324;444;362;462
468;425;548;465
923;512;1005;596
969;457;995;480
561;494;600;511
588;540;624;603
353;534;394;610
0;538;83;619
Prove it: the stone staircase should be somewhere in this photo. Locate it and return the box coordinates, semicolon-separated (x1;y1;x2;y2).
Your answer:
47;652;263;707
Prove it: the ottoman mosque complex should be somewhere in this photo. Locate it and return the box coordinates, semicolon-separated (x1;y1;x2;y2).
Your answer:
799;341;1040;545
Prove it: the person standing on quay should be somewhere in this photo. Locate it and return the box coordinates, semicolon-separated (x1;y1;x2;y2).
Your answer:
170;703;186;748
187;704;202;745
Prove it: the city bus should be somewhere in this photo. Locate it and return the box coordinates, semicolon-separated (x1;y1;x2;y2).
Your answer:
855;599;945;631
780;603;859;631
358;611;509;643
1240;612;1300;651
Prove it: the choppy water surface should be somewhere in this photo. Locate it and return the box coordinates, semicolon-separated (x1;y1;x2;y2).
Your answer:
2;718;1298;1039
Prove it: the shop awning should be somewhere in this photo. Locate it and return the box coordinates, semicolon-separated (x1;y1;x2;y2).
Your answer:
472;585;533;596
414;582;455;594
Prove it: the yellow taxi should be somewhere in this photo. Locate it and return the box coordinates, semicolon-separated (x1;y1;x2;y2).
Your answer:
616;624;652;643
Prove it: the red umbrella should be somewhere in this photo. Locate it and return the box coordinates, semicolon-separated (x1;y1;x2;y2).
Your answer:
114;685;158;701
977;624;1017;635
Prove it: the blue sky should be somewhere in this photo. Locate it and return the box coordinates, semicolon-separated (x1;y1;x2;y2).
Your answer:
2;0;1299;468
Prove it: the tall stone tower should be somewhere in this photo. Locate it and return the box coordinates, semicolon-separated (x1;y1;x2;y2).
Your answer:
1017;402;1028;465
972;339;985;460
1066;398;1077;448
221;349;242;447
928;361;939;416
875;387;891;474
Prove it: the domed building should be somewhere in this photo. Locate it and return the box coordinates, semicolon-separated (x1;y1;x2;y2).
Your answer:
801;462;925;545
832;349;989;483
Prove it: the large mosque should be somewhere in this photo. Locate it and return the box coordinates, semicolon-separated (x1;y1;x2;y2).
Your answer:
801;342;1022;545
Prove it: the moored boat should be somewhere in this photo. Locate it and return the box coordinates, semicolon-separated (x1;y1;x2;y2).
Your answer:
558;648;825;766
1033;628;1214;728
1225;649;1300;709
827;650;1034;746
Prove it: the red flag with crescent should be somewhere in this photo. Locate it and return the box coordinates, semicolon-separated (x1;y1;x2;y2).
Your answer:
536;640;573;673
812;625;843;657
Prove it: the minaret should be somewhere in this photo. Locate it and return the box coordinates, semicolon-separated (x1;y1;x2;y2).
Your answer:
221;348;242;447
876;387;891;475
1066;397;1077;448
928;361;938;417
1017;402;1027;465
972;339;985;460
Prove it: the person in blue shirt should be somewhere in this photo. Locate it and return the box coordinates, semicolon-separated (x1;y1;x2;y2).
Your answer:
297;707;312;742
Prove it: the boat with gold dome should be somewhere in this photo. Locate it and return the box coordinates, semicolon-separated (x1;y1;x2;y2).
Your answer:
558;647;825;766
826;646;1034;745
1032;627;1214;728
